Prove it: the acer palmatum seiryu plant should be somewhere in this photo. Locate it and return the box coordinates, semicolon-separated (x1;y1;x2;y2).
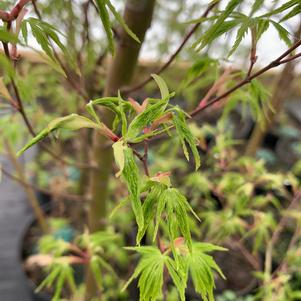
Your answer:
1;0;301;300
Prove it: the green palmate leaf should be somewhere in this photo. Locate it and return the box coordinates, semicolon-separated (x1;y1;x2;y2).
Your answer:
256;18;270;41
228;20;250;57
214;20;241;38
124;246;188;301
137;182;166;244
172;108;201;170
151;74;170;100
126;99;168;140
106;0;140;43
165;257;186;301
270;21;292;47
29;21;53;58
185;242;227;301
194;0;241;50
21;20;28;44
123;246;165;301
0;27;18;43
154;188;200;252
36;264;75;301
25;18;78;75
95;0;114;54
17;114;102;156
121;146;144;239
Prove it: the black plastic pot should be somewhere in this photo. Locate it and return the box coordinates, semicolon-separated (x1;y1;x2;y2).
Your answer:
19;203;52;301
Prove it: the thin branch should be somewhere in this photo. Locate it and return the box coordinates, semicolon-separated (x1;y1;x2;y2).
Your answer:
1;167;86;202
31;0;89;100
122;1;218;94
2;40;97;170
246;27;257;77
197;67;232;109
279;52;301;64
190;39;301;117
264;191;301;279
133;39;301;147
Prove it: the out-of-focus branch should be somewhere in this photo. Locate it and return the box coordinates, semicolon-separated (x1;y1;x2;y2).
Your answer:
190;38;301;117
122;1;219;94
4;139;49;232
1;167;87;202
2;40;97;170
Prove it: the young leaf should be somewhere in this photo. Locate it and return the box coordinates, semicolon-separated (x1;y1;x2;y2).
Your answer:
95;0;114;54
256;18;270;41
123;246;165;301
106;0;140;43
271;21;292;47
126;99;168;140
185;242;227;301
250;0;264;16
154;188;200;252
86;101;101;124
137;182;166;244
17;114;102;156
195;0;241;50
228;21;250;58
112;139;126;177
21;20;28;44
280;4;301;22
172;108;201;170
165;257;186;301
36;264;75;301
151;74;170;100
121;146;144;240
260;0;299;18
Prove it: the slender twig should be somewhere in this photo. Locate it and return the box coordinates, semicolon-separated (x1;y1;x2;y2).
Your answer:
190;39;301;117
271;225;301;277
246;27;257;77
279;52;301;64
233;239;260;271
4;139;49;232
2;40;97;170
1;167;86;202
129;39;301;148
31;1;89;100
122;1;218;94
31;0;41;18
264;191;301;280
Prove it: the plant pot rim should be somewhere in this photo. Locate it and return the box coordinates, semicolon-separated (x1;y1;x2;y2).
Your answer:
19;204;52;301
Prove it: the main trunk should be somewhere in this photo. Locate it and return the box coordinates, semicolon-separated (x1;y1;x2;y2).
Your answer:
85;1;156;299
